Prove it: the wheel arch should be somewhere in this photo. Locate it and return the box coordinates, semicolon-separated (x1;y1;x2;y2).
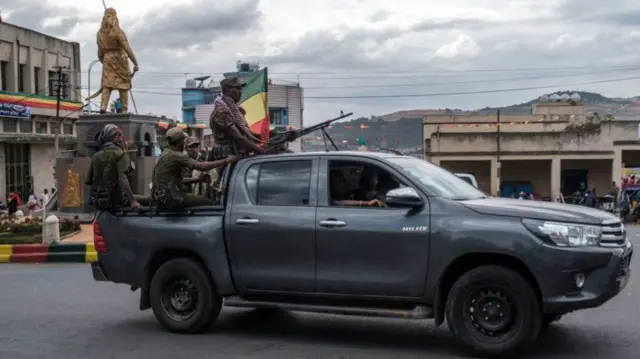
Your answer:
433;252;542;326
140;248;216;310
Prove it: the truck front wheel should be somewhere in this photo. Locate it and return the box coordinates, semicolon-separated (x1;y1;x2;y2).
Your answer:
445;265;542;358
149;258;222;334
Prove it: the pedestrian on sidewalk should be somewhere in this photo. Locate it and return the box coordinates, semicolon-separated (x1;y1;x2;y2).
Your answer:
42;188;50;206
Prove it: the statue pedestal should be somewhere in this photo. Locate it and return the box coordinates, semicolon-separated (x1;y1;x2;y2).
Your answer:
54;113;161;215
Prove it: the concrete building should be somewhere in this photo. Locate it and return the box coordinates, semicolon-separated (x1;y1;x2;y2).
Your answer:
181;76;220;125
423;94;640;199
187;61;305;152
0;21;82;201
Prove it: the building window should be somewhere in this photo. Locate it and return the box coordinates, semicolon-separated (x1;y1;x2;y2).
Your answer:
63;124;73;135
269;109;281;125
19;120;31;133
18;64;25;93
0;61;8;91
48;71;57;96
5;143;31;198
36;122;48;134
3;119;17;132
269;108;288;126
34;67;40;94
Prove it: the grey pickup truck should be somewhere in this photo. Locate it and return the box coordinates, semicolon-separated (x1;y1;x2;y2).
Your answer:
91;151;632;358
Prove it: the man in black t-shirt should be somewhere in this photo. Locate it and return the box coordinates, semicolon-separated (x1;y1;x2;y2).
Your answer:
329;170;384;207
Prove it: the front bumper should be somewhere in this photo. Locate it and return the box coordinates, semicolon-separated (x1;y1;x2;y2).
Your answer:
535;240;632;314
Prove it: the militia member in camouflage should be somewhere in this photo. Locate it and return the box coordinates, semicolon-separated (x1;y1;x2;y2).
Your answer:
152;127;234;210
180;137;207;193
209;77;266;192
86;124;140;210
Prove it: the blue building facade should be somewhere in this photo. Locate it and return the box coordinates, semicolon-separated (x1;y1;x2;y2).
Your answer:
181;86;220;125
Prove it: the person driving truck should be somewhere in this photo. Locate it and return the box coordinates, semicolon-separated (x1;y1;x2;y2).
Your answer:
151;127;236;210
329;169;385;207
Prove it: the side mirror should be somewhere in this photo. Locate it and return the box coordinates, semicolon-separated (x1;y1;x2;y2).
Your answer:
385;187;423;208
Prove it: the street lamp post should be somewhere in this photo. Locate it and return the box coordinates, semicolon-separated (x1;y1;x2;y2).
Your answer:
87;59;100;112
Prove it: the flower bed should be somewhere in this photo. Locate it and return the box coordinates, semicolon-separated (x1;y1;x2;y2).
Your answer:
0;216;81;245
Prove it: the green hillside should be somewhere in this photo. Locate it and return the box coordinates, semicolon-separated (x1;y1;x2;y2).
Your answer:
303;91;638;151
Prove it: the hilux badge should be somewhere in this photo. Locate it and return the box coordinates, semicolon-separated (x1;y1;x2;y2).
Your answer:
402;226;429;232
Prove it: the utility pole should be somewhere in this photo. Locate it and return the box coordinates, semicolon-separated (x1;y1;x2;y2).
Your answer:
52;65;69;157
496;110;501;196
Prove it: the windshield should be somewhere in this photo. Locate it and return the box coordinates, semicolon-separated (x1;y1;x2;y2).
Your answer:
389;157;487;199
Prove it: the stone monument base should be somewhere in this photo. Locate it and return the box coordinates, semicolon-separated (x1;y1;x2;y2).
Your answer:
54;113;161;215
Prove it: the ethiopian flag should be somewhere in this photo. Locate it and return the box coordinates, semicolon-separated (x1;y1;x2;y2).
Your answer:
240;68;270;141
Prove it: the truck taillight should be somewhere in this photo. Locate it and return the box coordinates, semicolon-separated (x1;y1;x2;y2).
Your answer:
93;221;108;253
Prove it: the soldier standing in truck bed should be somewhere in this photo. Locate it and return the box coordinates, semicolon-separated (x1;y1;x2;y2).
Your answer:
209;77;266;195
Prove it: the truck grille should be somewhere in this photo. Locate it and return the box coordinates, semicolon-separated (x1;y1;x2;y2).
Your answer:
600;219;627;248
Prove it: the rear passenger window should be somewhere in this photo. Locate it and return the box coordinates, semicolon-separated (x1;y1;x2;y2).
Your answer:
248;160;312;206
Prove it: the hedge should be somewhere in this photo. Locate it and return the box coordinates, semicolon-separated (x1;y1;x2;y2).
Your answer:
0;215;82;244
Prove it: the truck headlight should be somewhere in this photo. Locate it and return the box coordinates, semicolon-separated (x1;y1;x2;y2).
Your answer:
522;219;601;247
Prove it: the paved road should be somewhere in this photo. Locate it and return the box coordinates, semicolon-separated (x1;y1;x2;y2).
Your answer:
1;232;639;359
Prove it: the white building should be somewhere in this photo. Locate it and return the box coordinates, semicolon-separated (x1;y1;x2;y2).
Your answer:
0;21;82;200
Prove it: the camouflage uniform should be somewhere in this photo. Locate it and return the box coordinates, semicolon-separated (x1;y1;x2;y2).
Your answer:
86;125;132;210
209;77;250;194
151;128;215;210
181;137;200;193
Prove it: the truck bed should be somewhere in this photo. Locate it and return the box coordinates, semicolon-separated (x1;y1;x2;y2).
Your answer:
93;208;231;292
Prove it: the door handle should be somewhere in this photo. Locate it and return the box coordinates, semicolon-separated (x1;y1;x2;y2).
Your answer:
236;218;259;225
319;220;346;228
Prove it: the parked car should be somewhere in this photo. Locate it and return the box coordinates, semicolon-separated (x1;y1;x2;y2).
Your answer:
455;173;479;188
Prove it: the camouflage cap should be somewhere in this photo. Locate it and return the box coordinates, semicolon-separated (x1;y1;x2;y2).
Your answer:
185;137;200;147
220;76;245;89
165;127;188;143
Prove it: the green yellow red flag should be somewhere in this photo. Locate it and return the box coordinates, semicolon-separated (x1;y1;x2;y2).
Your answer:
240;68;270;141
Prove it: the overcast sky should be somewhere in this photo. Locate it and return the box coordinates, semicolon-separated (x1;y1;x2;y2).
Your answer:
3;0;640;124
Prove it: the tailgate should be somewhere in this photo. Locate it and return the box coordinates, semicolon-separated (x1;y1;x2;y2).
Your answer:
91;212;146;287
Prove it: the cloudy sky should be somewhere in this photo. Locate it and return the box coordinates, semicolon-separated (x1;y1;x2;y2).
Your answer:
3;0;640;124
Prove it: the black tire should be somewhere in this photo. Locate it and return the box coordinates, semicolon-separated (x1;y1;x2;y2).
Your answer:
149;258;221;333
445;265;542;358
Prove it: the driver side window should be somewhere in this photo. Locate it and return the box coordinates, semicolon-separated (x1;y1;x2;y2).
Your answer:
327;160;402;208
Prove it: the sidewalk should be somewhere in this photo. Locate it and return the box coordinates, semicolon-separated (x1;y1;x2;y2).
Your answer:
62;224;93;243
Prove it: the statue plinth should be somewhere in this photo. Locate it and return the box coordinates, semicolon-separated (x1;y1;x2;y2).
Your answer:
54;113;161;215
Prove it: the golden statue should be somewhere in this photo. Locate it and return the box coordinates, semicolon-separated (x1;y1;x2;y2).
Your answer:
88;7;139;114
61;169;82;208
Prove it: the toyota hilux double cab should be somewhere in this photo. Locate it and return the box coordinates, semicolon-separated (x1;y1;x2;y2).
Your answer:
91;151;632;358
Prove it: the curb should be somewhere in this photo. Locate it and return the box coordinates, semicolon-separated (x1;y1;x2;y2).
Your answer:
59;230;82;241
0;242;96;263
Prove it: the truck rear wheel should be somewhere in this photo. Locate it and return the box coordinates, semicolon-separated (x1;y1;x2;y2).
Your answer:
149;258;221;334
445;265;542;358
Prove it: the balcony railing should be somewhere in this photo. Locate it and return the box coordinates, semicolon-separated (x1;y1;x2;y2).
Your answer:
183;98;215;107
269;79;300;87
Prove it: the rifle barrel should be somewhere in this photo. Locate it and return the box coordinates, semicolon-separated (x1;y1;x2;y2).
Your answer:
266;112;354;148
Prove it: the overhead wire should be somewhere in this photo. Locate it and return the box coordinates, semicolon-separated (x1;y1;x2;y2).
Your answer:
116;75;640;100
108;64;640;77
80;67;640;91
